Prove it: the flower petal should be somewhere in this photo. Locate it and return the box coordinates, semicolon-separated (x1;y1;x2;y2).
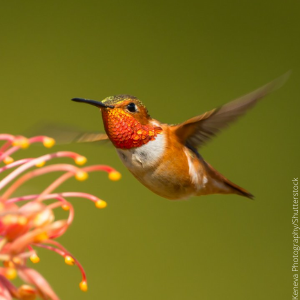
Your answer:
18;267;59;300
0;275;18;299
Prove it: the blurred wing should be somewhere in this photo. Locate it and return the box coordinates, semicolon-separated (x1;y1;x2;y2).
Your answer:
174;71;291;148
74;132;109;143
25;122;109;145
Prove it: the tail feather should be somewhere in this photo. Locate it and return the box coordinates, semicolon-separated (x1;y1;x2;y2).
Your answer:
203;160;254;199
223;178;254;199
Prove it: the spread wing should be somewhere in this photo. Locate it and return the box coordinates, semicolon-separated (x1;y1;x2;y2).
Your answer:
174;71;291;149
25;122;109;145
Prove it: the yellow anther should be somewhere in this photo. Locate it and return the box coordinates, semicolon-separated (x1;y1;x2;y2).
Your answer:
12;257;22;265
18;216;28;226
95;200;107;209
43;137;55;148
34;232;49;243
33;209;54;227
35;160;45;168
18;285;36;300
75;171;88;181
5;267;17;280
62;204;70;211
108;171;121;181
64;255;75;266
75;156;87;166
2;215;15;225
3;156;14;165
79;281;88;292
13;138;30;149
30;254;40;264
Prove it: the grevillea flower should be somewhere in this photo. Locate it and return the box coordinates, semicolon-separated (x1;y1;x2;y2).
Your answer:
0;134;121;300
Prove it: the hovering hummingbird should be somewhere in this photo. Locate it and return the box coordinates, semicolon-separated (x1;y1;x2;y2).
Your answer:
71;73;289;200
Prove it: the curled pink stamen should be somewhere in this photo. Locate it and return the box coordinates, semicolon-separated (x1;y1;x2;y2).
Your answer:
0;151;84;192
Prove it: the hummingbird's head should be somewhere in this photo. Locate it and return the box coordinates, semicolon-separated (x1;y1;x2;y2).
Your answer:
101;94;150;122
72;95;162;149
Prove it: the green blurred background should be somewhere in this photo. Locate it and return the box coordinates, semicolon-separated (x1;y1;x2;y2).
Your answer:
1;1;299;299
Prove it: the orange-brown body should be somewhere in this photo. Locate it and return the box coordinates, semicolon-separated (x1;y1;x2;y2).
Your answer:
115;122;248;200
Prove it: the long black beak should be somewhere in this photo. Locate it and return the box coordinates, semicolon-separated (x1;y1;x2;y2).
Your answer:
71;98;114;109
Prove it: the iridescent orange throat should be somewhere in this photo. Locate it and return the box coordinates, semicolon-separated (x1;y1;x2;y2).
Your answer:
102;109;162;149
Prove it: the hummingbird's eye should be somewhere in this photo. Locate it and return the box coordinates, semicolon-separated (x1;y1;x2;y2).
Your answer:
127;103;137;113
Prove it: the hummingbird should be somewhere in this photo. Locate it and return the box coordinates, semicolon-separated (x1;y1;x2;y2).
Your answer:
71;72;289;200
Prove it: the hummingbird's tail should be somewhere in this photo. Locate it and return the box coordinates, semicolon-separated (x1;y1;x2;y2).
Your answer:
221;177;254;199
202;161;254;199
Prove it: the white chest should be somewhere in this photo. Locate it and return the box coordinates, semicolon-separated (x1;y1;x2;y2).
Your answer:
116;133;165;171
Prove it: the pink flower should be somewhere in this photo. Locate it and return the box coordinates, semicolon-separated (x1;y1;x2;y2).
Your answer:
0;134;121;299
